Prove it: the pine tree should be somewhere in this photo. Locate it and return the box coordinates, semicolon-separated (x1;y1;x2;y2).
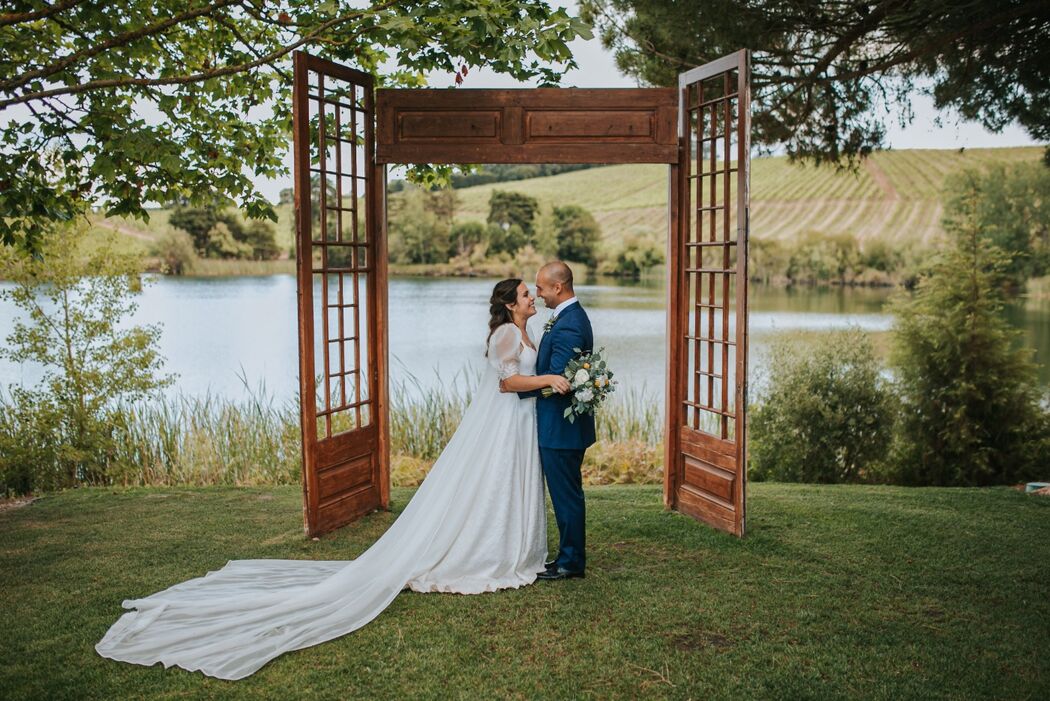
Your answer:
887;180;1049;486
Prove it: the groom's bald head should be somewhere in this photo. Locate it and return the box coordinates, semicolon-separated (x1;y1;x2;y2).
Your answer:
535;261;575;308
540;261;574;291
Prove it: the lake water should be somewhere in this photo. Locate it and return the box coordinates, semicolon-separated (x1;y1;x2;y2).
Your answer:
1;275;1047;404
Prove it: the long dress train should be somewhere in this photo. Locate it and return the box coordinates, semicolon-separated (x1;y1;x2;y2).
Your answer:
95;323;545;679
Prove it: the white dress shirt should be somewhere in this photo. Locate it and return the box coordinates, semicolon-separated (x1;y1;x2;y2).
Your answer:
550;296;578;319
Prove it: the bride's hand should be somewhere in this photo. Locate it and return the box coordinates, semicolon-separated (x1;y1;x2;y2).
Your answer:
548;376;571;394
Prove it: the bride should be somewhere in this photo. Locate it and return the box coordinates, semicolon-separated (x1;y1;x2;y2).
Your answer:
95;278;571;680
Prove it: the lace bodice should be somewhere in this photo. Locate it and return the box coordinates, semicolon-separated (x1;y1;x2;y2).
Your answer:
487;323;537;379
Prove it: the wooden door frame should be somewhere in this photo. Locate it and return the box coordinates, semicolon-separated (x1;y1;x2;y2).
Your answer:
663;50;751;536
293;49;750;537
293;52;389;537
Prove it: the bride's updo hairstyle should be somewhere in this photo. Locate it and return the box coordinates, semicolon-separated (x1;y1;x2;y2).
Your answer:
486;278;522;356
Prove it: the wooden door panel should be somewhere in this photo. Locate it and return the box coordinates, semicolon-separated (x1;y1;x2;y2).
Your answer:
665;50;751;537
375;88;678;164
293;51;389;537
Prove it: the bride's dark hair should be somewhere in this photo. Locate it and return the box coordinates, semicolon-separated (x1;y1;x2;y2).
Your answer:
486;278;522;356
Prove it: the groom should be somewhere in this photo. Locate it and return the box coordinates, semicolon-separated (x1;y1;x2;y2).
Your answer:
504;261;595;580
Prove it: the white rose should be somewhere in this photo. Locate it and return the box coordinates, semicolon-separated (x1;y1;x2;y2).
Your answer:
575;388;594;403
573;368;590;386
596;375;609;387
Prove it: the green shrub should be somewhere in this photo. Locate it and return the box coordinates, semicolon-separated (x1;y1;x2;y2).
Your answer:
447;221;490;259
167;206;278;261
749;328;894;483
388;185;451;264
748;236;790;284
487;190;538;240
0;391;63;494
786;231;863;284
488;222;529;256
205;221;253;259
243;219;282;260
609;234;664;278
859;238;902;273
150;226;197;275
169;206;248;256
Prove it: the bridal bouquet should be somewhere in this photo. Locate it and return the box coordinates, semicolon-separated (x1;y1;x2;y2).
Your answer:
542;347;617;423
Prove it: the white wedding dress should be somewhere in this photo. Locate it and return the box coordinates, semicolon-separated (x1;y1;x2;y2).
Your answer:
96;323;546;680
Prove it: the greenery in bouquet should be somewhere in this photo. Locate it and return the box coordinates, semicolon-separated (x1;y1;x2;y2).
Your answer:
543;347;617;423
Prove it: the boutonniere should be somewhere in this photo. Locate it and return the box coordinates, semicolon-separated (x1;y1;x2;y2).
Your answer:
543;315;559;333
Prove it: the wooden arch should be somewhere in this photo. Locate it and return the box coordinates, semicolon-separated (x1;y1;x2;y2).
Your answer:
292;50;751;537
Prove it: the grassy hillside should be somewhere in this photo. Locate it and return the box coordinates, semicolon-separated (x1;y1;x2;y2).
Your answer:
100;146;1042;269
452;146;1042;250
2;484;1047;698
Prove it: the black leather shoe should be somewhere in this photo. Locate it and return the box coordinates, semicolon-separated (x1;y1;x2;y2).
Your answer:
537;566;585;581
537;560;558;576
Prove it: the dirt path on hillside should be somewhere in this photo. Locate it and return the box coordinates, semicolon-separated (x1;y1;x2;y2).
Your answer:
863;159;899;201
96;218;155;242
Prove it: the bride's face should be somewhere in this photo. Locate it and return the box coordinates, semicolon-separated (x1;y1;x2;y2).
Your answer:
507;282;537;320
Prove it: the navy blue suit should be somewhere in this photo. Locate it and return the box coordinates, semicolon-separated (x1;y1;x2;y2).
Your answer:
519;301;595;572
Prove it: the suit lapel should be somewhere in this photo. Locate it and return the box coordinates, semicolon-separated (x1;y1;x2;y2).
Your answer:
538;301;580;373
538;322;552;372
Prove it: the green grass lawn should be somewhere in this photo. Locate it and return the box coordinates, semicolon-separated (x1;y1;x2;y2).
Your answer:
2;484;1047;699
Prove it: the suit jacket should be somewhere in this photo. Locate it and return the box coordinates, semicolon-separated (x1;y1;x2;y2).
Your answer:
519;300;596;450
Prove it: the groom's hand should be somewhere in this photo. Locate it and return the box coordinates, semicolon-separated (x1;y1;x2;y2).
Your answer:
550;376;571;394
499;379;508;393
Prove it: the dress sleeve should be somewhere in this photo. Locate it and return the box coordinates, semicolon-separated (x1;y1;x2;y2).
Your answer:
487;324;522;380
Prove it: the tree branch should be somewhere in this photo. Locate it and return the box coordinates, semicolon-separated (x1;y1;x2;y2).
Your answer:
0;0;398;110
0;0;240;94
0;0;89;28
795;0;910;86
589;3;700;73
213;14;292;83
768;0;1046;89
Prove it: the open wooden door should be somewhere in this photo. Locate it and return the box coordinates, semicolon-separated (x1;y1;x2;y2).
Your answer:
665;50;751;536
293;51;390;537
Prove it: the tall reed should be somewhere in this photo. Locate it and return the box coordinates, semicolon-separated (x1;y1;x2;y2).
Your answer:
3;372;666;491
595;386;663;445
109;377;301;486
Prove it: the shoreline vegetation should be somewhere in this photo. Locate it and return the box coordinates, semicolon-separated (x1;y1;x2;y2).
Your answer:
55;146;1042;288
0;379;666;492
10;251;1050;299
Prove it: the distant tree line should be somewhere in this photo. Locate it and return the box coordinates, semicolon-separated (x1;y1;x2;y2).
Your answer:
387;164;598;193
746;162;1050;290
387;185;665;278
147;207;281;276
